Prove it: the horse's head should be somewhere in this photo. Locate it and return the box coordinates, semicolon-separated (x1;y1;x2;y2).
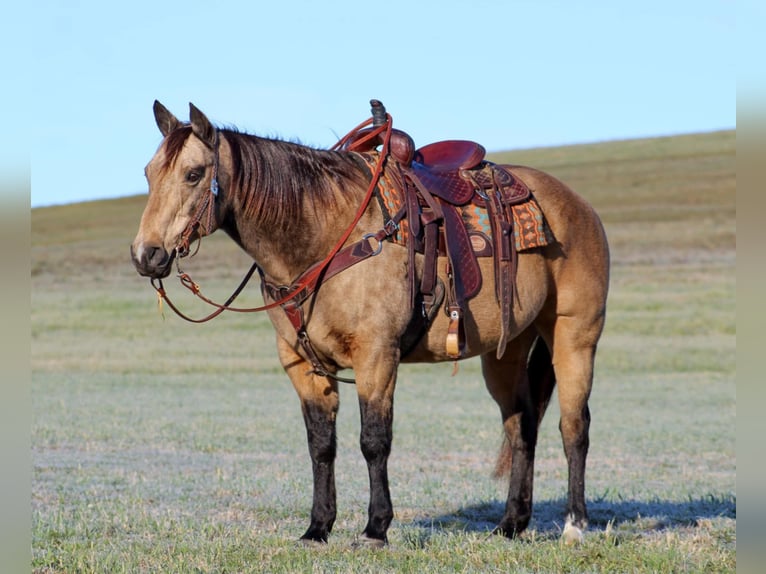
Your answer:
131;101;220;278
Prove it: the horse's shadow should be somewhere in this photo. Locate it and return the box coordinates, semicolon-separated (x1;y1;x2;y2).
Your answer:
409;494;736;539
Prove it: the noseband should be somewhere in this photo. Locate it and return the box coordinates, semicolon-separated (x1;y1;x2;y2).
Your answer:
175;130;220;259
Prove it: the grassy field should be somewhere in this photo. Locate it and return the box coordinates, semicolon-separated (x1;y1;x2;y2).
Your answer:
31;130;736;572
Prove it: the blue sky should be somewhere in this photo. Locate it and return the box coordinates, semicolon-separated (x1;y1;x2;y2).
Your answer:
14;1;736;207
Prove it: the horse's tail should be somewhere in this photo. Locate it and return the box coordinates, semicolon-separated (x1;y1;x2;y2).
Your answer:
493;336;556;479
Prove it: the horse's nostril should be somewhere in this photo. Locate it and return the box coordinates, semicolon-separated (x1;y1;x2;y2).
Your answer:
146;246;167;266
131;243;171;277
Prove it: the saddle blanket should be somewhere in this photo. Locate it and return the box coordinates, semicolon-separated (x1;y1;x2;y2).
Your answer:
374;166;555;254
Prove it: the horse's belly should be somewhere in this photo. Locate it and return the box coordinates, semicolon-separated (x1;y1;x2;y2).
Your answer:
401;255;548;363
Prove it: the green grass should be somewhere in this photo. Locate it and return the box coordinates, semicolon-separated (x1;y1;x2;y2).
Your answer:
31;130;735;572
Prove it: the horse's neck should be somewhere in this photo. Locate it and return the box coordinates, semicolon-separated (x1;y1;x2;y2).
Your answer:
221;139;367;286
243;219;339;286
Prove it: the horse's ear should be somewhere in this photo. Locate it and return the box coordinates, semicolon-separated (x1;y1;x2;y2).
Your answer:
189;103;217;148
153;100;181;137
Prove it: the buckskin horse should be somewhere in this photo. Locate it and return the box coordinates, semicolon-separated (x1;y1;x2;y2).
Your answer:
130;100;609;547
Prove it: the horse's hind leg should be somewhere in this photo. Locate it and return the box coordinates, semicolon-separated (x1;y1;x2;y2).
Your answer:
276;336;339;544
555;333;595;538
482;328;555;538
539;310;605;542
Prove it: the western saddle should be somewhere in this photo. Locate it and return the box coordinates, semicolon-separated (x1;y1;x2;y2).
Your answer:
344;100;534;360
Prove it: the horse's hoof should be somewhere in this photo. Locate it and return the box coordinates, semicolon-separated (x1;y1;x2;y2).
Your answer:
297;537;327;548
352;533;387;549
561;520;585;545
491;525;520;539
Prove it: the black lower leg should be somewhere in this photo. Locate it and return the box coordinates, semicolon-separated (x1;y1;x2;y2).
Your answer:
359;402;393;543
495;408;538;538
562;405;590;528
300;401;337;543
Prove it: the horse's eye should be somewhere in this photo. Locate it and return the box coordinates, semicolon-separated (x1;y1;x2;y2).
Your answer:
185;170;202;184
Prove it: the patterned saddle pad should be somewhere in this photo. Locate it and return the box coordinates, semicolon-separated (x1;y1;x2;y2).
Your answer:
373;163;555;254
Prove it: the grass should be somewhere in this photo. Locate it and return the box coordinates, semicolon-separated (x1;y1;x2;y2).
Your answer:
31;130;735;572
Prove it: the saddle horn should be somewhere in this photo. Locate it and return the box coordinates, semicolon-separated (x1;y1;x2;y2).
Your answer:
370;99;387;127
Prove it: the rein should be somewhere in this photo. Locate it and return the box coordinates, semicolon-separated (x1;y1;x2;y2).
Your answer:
152;110;393;324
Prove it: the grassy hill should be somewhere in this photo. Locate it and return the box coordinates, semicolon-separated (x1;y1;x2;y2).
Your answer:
31;131;736;573
32;130;735;281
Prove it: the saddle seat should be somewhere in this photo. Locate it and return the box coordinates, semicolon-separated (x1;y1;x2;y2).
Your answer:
410;140;486;206
345;128;486;206
414;140;486;171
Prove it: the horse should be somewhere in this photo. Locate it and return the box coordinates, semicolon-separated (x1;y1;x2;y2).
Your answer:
130;100;609;547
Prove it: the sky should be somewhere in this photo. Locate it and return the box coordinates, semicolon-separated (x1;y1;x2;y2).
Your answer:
10;1;737;207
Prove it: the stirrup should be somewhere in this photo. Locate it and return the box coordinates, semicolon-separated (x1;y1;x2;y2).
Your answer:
445;305;465;359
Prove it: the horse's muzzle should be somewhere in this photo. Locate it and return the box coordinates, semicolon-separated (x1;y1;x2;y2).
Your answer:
130;243;175;279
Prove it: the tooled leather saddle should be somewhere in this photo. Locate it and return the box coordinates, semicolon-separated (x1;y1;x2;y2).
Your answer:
345;100;542;360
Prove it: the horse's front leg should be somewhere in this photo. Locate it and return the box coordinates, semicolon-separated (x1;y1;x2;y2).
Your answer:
354;346;400;547
276;336;339;544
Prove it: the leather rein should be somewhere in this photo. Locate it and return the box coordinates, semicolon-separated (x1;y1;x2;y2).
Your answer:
151;111;394;331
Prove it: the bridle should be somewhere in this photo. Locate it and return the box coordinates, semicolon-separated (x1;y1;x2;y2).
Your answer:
174;131;220;259
150;105;394;326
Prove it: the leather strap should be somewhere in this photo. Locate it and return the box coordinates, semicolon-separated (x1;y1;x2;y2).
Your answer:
480;173;514;359
261;229;391;309
260;219;401;384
